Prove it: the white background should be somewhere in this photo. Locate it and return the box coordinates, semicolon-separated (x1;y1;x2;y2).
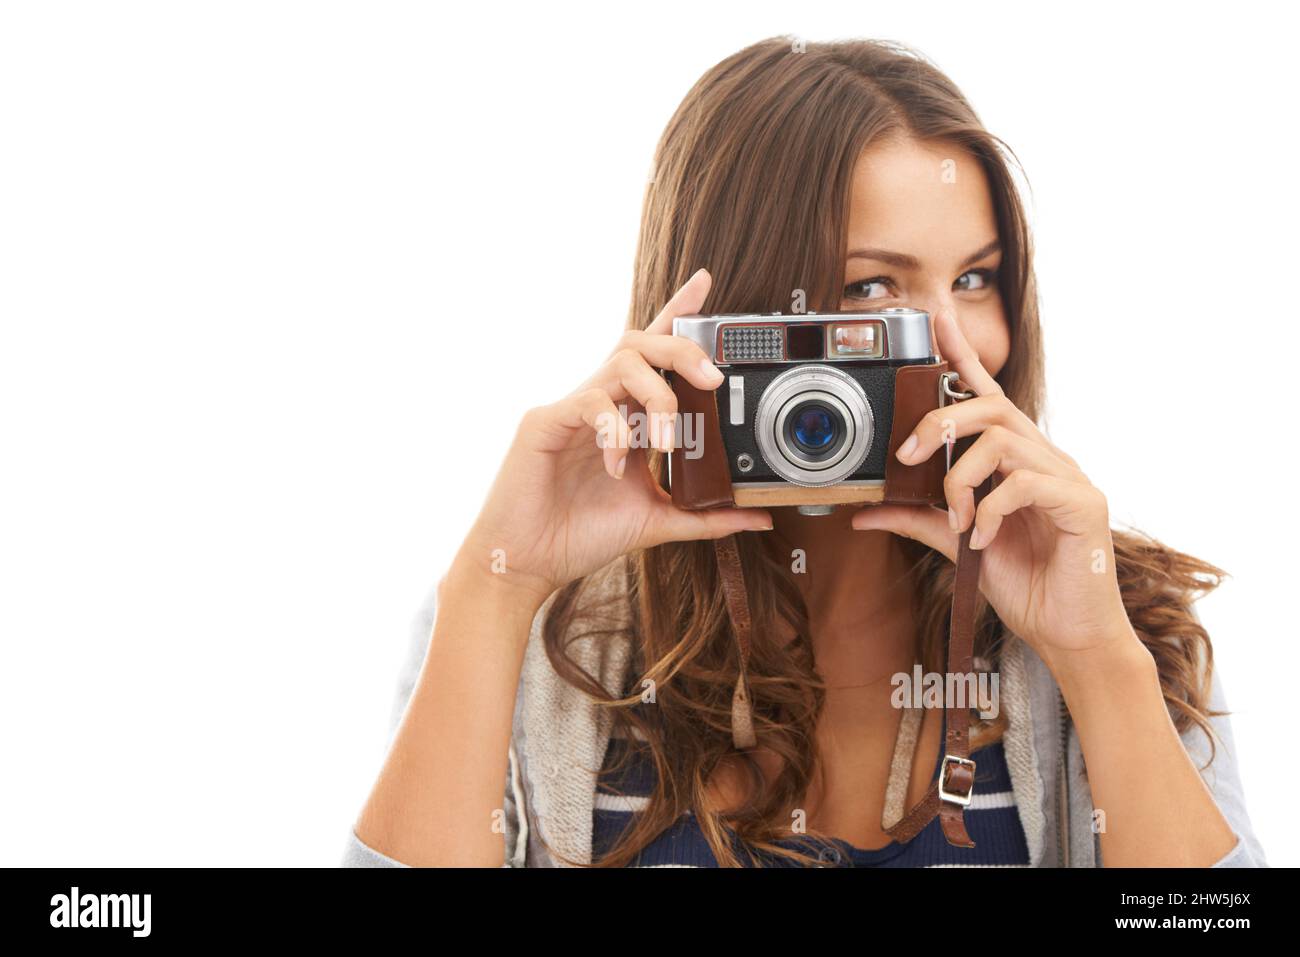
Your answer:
1;0;1294;866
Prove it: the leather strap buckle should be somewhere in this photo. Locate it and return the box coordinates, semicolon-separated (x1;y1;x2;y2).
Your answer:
938;370;976;405
938;754;977;807
938;371;976;474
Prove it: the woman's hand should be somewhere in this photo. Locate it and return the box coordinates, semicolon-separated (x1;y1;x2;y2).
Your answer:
460;268;773;603
850;308;1141;672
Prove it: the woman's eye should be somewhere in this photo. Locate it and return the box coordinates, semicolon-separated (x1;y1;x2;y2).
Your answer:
843;277;895;300
953;268;996;293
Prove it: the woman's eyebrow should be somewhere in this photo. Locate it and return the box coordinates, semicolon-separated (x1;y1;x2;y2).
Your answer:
846;239;1001;270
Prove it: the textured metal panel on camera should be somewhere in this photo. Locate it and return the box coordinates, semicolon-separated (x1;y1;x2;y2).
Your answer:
721;326;782;362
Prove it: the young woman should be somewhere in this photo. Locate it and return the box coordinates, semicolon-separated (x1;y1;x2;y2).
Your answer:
346;36;1266;867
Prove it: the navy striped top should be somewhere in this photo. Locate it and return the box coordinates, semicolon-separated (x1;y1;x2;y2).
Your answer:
591;713;1030;868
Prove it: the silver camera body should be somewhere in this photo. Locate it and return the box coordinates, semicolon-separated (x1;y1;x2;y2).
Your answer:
670;308;939;495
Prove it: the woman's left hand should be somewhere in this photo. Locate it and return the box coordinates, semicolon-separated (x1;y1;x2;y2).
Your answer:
850;308;1141;671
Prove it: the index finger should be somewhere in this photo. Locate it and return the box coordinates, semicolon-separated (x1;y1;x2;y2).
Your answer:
933;307;1004;398
644;267;712;335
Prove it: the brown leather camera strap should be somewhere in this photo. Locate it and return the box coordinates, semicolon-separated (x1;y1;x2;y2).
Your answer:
714;533;757;749
711;471;994;849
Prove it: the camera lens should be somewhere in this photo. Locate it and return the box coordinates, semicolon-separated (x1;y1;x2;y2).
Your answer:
785;400;847;462
754;365;874;487
792;405;834;451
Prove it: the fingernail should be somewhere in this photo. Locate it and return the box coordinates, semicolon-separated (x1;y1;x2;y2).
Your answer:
700;359;724;384
898;434;919;461
948;507;958;531
659;417;676;452
615;456;626;479
969;525;983;549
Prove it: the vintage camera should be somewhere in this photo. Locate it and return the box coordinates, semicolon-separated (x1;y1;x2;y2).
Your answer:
667;308;968;515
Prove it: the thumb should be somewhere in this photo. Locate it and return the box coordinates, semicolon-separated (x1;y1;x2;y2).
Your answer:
851;504;957;562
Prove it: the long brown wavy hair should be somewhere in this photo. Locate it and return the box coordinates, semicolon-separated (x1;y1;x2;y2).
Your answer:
538;35;1229;867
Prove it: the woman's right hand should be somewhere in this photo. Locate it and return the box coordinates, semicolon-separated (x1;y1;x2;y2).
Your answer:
459;267;773;603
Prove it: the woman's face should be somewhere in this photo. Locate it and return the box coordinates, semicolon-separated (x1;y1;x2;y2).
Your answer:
841;135;1011;378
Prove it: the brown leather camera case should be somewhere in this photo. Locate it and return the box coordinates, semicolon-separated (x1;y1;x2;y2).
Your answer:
668;361;955;510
